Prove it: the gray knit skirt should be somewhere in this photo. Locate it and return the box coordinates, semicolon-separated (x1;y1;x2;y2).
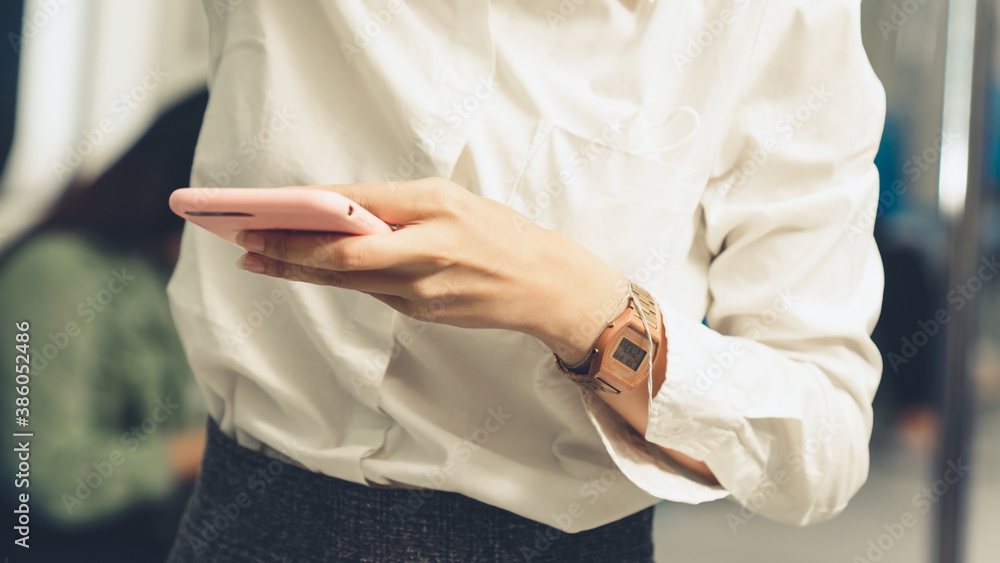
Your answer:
165;416;656;562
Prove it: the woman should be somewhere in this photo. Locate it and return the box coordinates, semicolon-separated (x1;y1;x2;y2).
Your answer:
166;1;885;561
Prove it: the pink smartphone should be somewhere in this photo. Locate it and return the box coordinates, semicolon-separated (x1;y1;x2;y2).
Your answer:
169;187;393;245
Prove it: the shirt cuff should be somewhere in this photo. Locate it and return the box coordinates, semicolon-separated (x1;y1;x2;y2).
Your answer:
578;302;763;504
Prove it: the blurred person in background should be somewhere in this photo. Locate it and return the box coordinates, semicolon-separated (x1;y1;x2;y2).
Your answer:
869;116;946;456
0;89;209;562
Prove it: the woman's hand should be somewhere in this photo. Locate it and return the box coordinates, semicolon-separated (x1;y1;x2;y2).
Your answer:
234;178;717;483
234;178;629;365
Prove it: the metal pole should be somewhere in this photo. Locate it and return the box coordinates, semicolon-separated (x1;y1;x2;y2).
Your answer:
934;0;993;561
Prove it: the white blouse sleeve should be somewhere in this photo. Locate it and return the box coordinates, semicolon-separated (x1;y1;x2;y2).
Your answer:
581;0;886;527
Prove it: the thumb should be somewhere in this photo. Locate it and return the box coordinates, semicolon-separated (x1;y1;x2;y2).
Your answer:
282;180;433;225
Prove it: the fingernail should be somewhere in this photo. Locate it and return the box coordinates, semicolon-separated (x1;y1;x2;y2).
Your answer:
238;231;265;253
238;253;265;274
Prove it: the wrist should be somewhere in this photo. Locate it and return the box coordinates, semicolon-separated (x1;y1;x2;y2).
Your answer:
594;306;667;434
525;231;630;366
556;279;666;395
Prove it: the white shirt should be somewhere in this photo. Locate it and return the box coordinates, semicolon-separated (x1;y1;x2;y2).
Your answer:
167;0;886;532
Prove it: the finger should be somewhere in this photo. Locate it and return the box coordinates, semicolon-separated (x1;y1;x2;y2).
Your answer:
236;229;420;271
237;252;409;295
277;178;450;225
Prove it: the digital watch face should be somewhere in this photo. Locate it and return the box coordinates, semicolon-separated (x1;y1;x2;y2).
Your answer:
612;337;647;372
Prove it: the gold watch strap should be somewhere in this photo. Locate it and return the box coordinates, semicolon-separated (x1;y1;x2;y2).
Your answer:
629;283;659;335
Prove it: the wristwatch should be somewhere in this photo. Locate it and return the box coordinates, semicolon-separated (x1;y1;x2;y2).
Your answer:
554;281;663;394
